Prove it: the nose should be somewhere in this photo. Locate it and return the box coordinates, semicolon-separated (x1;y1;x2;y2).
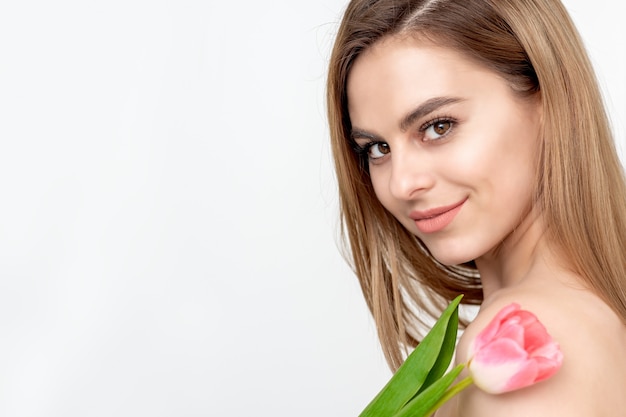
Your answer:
388;147;435;200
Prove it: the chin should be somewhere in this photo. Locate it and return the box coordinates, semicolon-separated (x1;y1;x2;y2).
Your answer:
423;242;478;267
432;254;475;267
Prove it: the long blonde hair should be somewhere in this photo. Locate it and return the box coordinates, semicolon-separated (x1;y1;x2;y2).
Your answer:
327;0;626;370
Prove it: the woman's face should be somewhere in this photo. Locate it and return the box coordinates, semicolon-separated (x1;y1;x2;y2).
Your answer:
346;36;542;265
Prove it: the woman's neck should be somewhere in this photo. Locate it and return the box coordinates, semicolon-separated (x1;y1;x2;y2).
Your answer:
474;207;551;301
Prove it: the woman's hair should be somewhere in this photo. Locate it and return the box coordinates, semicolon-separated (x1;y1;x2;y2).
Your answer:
327;0;626;370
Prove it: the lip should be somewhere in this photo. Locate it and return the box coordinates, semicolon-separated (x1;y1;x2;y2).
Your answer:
409;198;467;234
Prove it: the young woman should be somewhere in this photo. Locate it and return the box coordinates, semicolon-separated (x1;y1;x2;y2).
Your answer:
327;0;626;415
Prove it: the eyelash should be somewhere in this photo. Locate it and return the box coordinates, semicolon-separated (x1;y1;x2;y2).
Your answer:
353;115;457;163
419;116;456;141
353;141;383;161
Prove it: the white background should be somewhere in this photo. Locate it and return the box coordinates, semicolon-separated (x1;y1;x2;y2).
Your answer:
0;1;623;416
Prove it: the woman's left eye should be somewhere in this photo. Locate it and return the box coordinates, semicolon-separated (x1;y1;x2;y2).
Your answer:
423;119;454;141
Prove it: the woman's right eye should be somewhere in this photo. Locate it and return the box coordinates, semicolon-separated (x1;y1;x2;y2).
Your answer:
365;142;390;160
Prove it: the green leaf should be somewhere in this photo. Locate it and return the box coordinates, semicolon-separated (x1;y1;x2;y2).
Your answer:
359;295;463;417
418;299;460;395
390;365;465;417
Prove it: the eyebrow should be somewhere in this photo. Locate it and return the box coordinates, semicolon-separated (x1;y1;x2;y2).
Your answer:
351;96;464;141
399;96;465;132
350;129;382;142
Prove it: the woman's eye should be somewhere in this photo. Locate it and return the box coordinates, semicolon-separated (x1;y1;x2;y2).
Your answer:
423;119;454;141
368;142;390;160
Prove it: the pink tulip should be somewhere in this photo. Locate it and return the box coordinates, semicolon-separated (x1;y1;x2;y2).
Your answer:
467;303;563;394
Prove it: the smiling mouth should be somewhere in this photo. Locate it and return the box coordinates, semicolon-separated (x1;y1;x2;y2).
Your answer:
409;198;467;234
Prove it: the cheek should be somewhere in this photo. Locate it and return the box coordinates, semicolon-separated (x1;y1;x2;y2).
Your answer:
370;171;392;208
452;123;538;185
463;137;538;216
370;169;410;221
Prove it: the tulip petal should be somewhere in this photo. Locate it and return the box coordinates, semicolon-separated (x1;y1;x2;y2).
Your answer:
470;359;521;394
473;338;528;365
533;355;564;382
473;303;520;351
468;303;563;395
470;339;529;393
518;315;553;352
530;340;562;360
493;319;525;346
502;360;539;392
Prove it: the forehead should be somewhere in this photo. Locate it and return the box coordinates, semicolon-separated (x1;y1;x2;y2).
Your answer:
346;36;511;132
350;37;474;82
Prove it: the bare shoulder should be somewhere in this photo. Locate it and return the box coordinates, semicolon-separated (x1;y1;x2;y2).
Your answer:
452;287;626;417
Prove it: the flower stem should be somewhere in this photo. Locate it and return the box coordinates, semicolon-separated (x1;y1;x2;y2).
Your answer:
424;375;473;417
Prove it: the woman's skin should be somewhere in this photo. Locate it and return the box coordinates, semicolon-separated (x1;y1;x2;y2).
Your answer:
347;35;626;416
